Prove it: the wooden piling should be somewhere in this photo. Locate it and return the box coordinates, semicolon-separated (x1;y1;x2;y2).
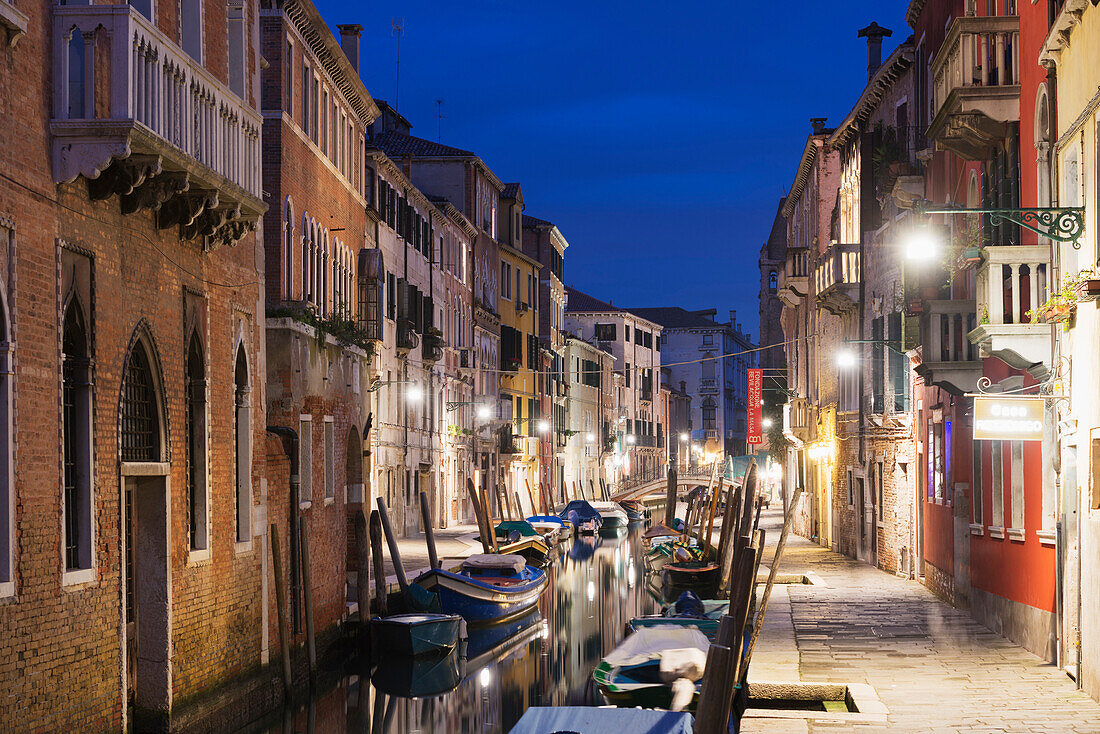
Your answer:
369;510;389;617
354;510;372;646
269;524;293;697
481;486;499;551
664;464;678;526
466;480;492;554
419;491;439;570
730;550;758;686
745;484;804;673
525;479;538;519
703;477;722;555
693;643;732;733
376;498;409;596
299;516;317;682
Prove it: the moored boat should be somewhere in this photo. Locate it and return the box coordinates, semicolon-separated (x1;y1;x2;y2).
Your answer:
663;559;720;590
618;499;649;523
559;500;603;535
592;626;711;710
527;515;570;543
629;591;728;642
370;643;467;698
415;554;547;623
589;500;629;529
369;612;468;658
499;535;553;567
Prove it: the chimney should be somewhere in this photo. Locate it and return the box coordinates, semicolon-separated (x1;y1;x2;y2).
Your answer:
680;381;686;394
338;24;363;75
729;310;736;327
858;22;892;82
810;117;828;135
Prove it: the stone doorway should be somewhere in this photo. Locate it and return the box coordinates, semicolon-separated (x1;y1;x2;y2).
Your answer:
124;471;171;729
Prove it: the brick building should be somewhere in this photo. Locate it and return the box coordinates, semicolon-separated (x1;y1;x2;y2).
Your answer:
258;0;377;648
1;0;268;728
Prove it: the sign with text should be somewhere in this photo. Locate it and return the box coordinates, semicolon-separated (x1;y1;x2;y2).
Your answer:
973;397;1044;441
747;368;763;445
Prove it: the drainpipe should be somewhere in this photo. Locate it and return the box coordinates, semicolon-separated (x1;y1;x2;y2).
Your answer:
266;426;302;634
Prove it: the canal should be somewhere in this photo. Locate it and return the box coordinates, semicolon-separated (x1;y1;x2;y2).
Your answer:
245;525;658;733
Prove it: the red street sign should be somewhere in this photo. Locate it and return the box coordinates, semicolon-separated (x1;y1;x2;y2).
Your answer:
747;368;763;444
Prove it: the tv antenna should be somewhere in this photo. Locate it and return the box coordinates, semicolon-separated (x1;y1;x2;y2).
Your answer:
392;18;405;111
436;99;445;142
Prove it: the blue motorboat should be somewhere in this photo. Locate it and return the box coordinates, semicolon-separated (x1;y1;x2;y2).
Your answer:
559;500;603;535
414;554;548;623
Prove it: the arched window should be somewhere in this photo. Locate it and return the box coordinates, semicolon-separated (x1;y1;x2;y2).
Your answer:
0;277;11;591
283;199;294;300
301;213;310;303
769;270;778;291
121;342;161;463
234;345;251;543
186;335;208;551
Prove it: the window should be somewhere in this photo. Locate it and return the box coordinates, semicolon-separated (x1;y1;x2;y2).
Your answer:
63;300;93;572
186;335;208;551
991;442;1004;528
876;462;884;522
702;399;716;430
625;363;631;388
972;439;983;524
702;333;713;346
324;419;335;502
594;323;615;342
847;469;854;506
285;41;294;115
302;62;311;135
234;346;252;542
121;344;160;463
181;0;203;61
1010;441;1024;530
227;0;245;97
299;417;312;506
769;270;777;290
321;89;329;156
67;33;85;119
501;262;511;299
283;199;294;299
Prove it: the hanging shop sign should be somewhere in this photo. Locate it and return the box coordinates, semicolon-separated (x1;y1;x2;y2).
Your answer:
747;368;763;444
973;396;1044;441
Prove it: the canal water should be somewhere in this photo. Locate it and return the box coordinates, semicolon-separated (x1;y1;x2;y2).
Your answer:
251;525;658;734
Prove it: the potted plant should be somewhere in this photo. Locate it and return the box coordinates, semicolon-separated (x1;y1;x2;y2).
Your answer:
1028;293;1075;324
1071;266;1100;302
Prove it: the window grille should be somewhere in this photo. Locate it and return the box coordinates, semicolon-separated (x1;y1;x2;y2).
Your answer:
121;347;158;462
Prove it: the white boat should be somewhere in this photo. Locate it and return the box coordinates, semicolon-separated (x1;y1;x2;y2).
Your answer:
589;501;629;528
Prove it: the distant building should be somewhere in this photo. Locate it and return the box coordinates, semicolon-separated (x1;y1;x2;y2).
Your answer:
565;288;665;484
628;308;757;458
758;199;788;372
562;334;616;499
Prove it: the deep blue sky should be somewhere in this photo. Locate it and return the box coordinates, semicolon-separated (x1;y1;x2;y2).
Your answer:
317;0;909;346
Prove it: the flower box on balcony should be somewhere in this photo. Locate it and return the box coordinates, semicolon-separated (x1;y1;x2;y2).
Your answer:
959;246;982;268
1035;303;1074;324
1076;279;1100;303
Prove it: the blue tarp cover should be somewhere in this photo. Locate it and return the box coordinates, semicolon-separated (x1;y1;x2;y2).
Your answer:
509;706;693;734
558;500;600;521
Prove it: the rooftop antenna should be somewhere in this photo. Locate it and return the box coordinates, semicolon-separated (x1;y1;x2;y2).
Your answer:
436;99;445;143
392;18;405;111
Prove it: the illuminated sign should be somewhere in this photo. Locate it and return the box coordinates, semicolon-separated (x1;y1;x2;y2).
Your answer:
973;397;1044;441
747;369;763;444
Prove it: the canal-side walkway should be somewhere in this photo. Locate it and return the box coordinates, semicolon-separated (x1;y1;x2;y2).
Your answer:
748;508;1100;732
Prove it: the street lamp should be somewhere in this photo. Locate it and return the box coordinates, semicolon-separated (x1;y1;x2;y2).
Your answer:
537;419;550;434
476;404;492;420
585;433;595;442
679;432;689;441
903;225;940;261
836;350;857;369
406;383;424;402
625;434;636;445
762;418;773;429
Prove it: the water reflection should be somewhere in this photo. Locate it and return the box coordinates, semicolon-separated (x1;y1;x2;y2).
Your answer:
254;525;657;734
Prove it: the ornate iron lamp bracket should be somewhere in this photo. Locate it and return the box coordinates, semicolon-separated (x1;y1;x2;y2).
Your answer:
915;201;1085;247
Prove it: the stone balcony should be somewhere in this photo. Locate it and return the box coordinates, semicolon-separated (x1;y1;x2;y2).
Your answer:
968;245;1053;376
52;4;263;248
779;247;810;307
928;15;1020;161
786;397;817;444
915;299;982;394
814;243;860;315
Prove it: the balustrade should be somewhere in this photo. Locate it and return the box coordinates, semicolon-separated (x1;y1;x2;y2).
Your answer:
53;4;262;201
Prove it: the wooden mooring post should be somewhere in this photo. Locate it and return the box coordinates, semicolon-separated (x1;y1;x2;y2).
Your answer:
369;510;388;617
269;524;293;697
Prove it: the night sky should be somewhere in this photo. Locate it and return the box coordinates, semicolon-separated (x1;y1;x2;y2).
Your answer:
315;0;910;347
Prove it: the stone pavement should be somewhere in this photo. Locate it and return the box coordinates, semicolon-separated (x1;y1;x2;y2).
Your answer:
745;508;1100;733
